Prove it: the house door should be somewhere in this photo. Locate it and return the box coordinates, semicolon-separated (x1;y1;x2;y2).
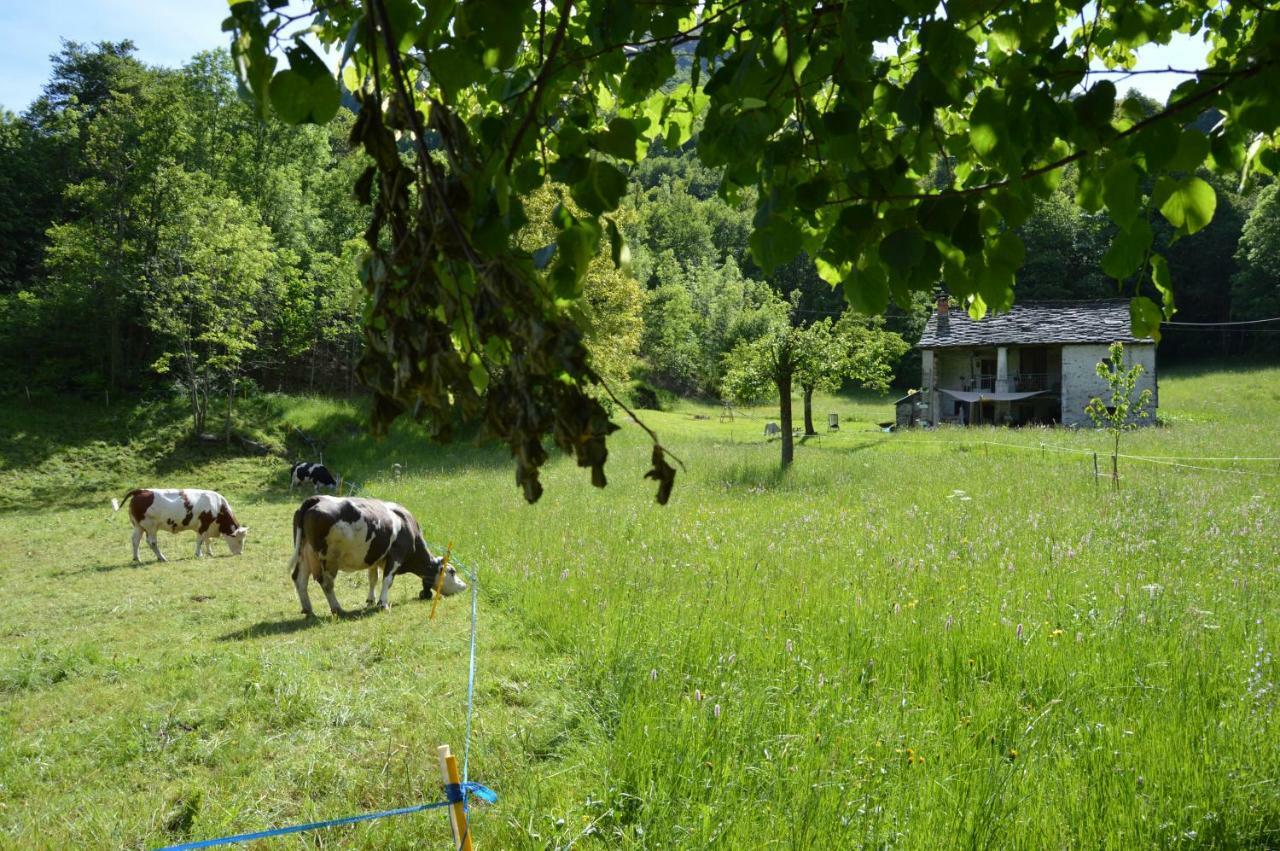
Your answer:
979;357;996;389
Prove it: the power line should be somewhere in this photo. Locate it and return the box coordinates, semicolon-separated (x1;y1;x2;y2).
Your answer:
1162;316;1280;327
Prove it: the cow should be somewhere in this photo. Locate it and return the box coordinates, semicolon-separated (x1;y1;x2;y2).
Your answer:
287;495;467;616
112;488;249;563
290;461;338;493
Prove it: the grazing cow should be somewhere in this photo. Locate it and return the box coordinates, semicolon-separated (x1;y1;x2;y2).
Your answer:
290;461;338;493
112;489;249;563
287;495;467;615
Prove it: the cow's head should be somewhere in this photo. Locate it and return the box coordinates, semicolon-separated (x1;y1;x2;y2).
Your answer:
224;526;249;555
420;553;467;599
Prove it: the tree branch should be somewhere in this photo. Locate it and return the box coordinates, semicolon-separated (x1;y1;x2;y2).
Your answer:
505;0;574;175
824;60;1271;205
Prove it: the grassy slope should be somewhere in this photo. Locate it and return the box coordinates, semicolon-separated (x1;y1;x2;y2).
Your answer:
1;369;1278;849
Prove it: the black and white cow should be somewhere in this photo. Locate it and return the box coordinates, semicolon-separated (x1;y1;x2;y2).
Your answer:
287;495;467;615
112;488;249;562
290;461;337;493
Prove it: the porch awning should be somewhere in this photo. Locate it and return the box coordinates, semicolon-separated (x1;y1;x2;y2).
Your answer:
940;389;1046;403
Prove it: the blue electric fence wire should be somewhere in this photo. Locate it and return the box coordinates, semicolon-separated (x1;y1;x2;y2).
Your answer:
153;784;497;851
463;556;479;789
154;544;491;851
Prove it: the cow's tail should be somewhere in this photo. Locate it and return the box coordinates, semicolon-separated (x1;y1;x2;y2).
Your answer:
287;504;307;581
111;489;141;514
287;521;302;580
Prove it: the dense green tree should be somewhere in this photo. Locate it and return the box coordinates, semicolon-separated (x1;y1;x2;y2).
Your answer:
1232;182;1280;319
142;168;279;437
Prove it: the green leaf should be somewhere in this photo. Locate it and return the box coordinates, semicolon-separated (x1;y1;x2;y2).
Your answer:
878;228;924;277
551;219;601;297
1129;296;1163;342
1129;119;1179;172
1102;160;1141;228
1101;218;1153;280
606;217;631;272
842;262;890;315
620;48;676;104
1152;175;1216;236
428;46;484;99
1073;80;1116;132
749;215;802;274
269;69;339;125
969;89;1003;160
468;354;490;393
1149;252;1175;317
570;162;628;215
383;0;423;52
987;231;1025;273
593;117;642;160
1167;130;1210;172
465;0;525;69
1075;168;1104;212
815;255;851;287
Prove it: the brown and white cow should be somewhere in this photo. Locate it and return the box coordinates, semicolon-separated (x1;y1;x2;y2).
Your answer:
112;489;249;562
287;495;466;615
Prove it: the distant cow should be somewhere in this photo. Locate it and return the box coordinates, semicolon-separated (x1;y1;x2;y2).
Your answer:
112;488;249;563
287;495;466;615
290;461;337;493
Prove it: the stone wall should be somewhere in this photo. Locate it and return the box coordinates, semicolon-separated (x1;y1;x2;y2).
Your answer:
1060;343;1158;427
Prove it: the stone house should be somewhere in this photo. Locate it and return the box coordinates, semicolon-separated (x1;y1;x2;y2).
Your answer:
911;298;1158;427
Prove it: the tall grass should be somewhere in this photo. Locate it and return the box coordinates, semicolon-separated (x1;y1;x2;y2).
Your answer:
0;367;1277;848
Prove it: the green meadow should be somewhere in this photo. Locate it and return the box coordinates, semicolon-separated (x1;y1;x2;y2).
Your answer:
1;366;1278;849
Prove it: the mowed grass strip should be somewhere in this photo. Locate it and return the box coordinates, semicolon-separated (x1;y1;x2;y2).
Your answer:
1;365;1278;848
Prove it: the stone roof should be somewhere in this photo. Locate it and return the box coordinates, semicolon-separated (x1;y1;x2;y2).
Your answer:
917;299;1153;349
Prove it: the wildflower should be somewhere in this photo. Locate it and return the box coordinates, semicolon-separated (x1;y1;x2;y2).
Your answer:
1051;629;1064;638
649;668;658;681
559;569;569;581
1007;748;1018;761
694;689;705;702
785;639;794;654
1016;623;1023;640
713;703;721;719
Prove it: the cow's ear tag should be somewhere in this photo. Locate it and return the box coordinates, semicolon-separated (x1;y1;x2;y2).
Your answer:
429;542;453;621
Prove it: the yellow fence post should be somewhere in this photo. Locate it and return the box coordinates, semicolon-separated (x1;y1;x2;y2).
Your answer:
438;744;473;851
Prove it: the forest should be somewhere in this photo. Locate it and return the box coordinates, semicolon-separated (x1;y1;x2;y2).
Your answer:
1;40;1277;425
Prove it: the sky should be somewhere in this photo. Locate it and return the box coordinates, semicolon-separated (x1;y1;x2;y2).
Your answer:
0;0;1212;114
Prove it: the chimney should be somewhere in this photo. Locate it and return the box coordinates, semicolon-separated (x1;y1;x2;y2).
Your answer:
936;293;949;317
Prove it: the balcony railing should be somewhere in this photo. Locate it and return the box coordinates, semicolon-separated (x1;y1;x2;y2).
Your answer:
960;374;996;391
1012;373;1058;392
957;373;1059;393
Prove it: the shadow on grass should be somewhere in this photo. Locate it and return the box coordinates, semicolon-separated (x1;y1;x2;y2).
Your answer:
52;559;148;576
54;550;247;576
217;607;381;642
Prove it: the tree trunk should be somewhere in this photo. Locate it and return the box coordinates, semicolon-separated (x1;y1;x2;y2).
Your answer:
108;309;123;395
802;383;817;435
189;379;205;436
1112;431;1120;490
779;368;794;468
225;377;236;444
